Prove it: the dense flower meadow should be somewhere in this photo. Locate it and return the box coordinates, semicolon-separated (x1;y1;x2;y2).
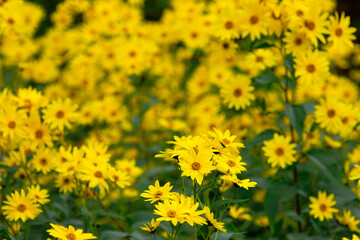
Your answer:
1;0;360;239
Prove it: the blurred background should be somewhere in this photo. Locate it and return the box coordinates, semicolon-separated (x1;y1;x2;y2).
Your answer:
29;0;360;42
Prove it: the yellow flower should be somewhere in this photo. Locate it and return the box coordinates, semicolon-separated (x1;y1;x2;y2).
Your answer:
47;223;96;240
140;219;160;233
229;206;252;221
284;31;312;57
214;8;241;40
309;190;339;222
220;74;255;110
140;180;173;204
336;209;360;233
240;0;270;41
314;98;344;135
262;133;296;169
27;185;50;205
203;206;226;232
42;98;78;131
79;162;110;192
294;50;329;85
153;200;189;226
328;12;357;50
0;105;28;139
254;215;269;227
220;174;257;190
2;189;42;222
343;235;360;240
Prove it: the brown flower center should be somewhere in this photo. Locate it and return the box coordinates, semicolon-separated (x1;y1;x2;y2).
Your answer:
56;110;65;118
8;121;16;129
192;162;201;170
222;42;229;49
275;147;284;156
305;20;315;30
222;138;231;145
40;158;47;166
335;27;343;37
256;56;264;62
17;204;26;212
319;204;327;212
250;15;259;24
227;160;236;167
342;117;349;124
7;18;14;25
154;191;163;198
167;210;176;218
63;178;71;184
35;130;44;139
327;109;336;118
233;88;242;97
94;171;103;178
66;233;76;240
294;37;303;46
225;21;234;29
129;51;136;57
306;64;316;73
296;10;304;17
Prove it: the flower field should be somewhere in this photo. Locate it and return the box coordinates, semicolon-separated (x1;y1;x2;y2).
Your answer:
1;0;360;239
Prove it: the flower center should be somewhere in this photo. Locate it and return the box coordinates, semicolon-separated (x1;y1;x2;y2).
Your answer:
7;18;14;25
63;178;71;184
222;42;229;49
154;191;163;198
256;56;264;62
227;160;236;167
66;233;76;240
233;88;242;97
94;171;103;178
296;10;304;17
35;130;44;139
306;64;316;73
167;210;176;218
192;162;201;170
319;204;327;212
305;20;315;30
40;158;47;166
222;138;231;145
56;110;65;118
335;27;343;37
294;37;303;46
250;15;259;24
342;117;349;124
17;204;26;212
327;109;336;118
275;147;284;156
8;121;16;129
225;21;234;29
191;32;198;38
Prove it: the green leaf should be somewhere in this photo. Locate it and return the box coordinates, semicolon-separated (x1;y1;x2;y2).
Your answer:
211;232;244;240
285;104;306;140
302;102;317;114
306;149;341;182
0;229;16;240
284;54;295;77
255;73;277;84
212;199;248;210
101;230;128;239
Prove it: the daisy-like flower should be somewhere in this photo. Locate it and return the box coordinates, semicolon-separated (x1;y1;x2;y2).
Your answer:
294;50;329;85
2;189;42;222
262;133;296;169
79;162;110;192
314;98;345;135
203;206;227;232
220;174;257;190
47;223;96;240
42;98;78;131
245;49;276;71
336;209;360;232
108;166;131;189
214;8;241;40
298;8;329;46
140;180;173;204
208;128;244;153
309;190;339;221
178;148;216;185
215;155;247;175
55;174;76;194
220;74;255;110
14;87;48;112
284;31;312;57
153;200;189;226
240;0;270;41
27;185;50;205
0;105;28;139
140;219;160;233
328;12;356;50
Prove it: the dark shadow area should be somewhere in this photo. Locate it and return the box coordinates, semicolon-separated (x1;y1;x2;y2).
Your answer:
337;0;360;42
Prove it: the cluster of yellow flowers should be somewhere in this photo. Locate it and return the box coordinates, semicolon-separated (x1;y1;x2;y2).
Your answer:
1;0;360;239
